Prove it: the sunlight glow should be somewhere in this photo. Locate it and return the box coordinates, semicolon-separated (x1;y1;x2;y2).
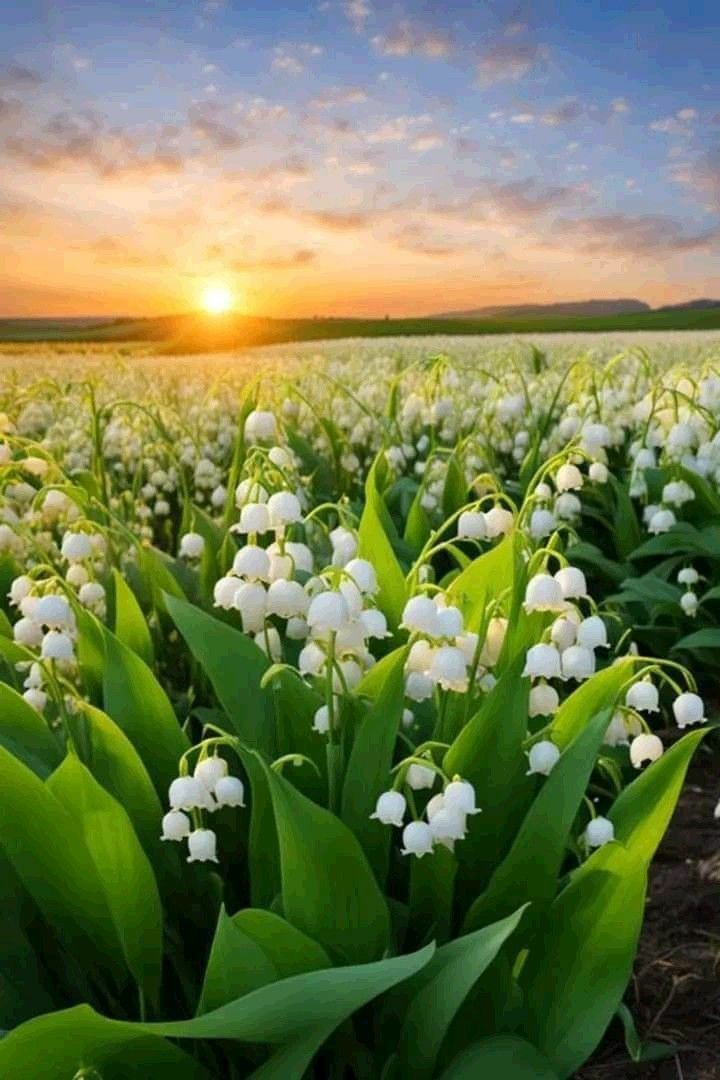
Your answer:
201;284;234;315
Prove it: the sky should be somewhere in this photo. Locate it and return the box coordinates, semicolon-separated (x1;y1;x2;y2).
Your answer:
0;0;719;318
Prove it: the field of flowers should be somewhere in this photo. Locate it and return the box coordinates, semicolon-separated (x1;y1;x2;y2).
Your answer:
0;331;717;1078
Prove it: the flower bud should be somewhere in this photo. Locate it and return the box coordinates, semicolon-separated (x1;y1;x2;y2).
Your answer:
407;763;435;790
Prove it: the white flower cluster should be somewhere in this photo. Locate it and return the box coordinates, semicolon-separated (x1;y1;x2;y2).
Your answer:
522;567;607;692
10;586;77;663
371;776;480;858
162;755;245;863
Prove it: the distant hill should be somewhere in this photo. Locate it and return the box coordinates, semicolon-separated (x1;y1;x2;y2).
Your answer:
657;298;720;312
433;299;651;319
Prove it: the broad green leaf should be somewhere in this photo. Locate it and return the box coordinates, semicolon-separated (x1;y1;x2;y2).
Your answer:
550;659;635;748
112;567;154;666
447;532;515;630
672;628;720;653
0;945;435;1074
520;843;646;1078
407;844;457;946
442;454;467;519
70;701;164;857
0;744;124;976
464;708;610;931
198;905;278;1014
0;680;62;777
341;646;408;881
358;454;407;630
608;474;642;560
103;627;188;795
0;1005;209;1079
165;593;275;756
616;1003;678;1064
444;655;533;894
267;668;325;800
48;755;163;1005
230;909;330;979
255;752;390;964
609;727;708;864
439;1035;558;1079
396;906;529;1079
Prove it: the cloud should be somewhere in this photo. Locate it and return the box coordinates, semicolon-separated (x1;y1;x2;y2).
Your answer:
552;212;719;256
310;86;368;108
372;22;452;59
271;48;305;75
1;64;43;88
5;108;186;176
611;97;630;114
650;108;697;136
410;133;444;152
188;101;244;149
540;100;583;127
344;0;371;32
365;113;432;144
671;148;720;212
232;248;316;271
306;209;372;230
478;42;546;84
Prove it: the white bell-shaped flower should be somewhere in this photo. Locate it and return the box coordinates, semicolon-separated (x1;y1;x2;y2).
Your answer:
589;462;608;483
554;566;587;600
187;828;219;863
35;594;72;629
299;641;326;676
405;671;434;701
434;605;464;638
234;582;267;634
244;410;277;443
550;616;577;651
672;692;705;729
78;582;105;609
429;806;466;850
647;508;676;535
555;463;583;492
214;775;246;807
312;704;330;733
528;682;560;717
266;579;308;619
604;711;629;747
529;508;556;540
238;503;271;535
179;532;205;559
161;810;191;841
344;558;378;595
267;491;302;528
443;779;480;816
8;575;32;606
61;532;93;562
484;505;513;538
401;820;435;858
407;763;435;790
625;680;660;713
359;608;390;639
233;545;270;581
370;790;406;827
585;816;614;848
629;732;663;769
194;756;228;791
524;573;565;613
677;567;699;586
23;687;47;712
458;510;487;540
307;591;349;634
575;616;608;650
401;595;440;636
429;645;469;692
680;591;698;616
561;645;595;681
13;617;44;647
522;643;562;680
527;740;561;776
41;630;75;661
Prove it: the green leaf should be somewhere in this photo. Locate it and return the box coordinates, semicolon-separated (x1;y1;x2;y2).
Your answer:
253;751;390;964
464;708;611;931
439;1035;558;1079
609;727;708;864
197;905;279;1014
396;906;528;1079
444;654;533;894
0;945;436;1076
0;680;62;777
447;532;515;631
341;646;408;882
230;909;331;979
165;593;275;756
0;744;124;976
0;1005;209;1079
358;454;407;631
102;627;188;796
520;843;646;1078
112;568;154;666
48;755;164;1005
608;474;642;560
672;628;720;654
442;454;467;519
550;659;635;748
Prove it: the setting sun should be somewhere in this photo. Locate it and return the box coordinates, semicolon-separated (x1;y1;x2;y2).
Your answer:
201;284;234;315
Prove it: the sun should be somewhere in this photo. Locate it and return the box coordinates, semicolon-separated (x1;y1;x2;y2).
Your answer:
201;284;234;315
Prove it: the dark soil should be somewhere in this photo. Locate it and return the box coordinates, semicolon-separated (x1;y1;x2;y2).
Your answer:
578;752;720;1079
